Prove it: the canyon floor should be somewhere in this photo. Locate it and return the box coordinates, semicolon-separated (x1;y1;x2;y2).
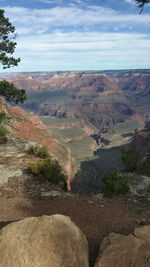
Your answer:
41;118;144;193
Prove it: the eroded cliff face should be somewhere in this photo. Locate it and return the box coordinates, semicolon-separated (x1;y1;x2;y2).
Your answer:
1;70;150;93
0;97;73;183
0;70;150;129
1;70;149;129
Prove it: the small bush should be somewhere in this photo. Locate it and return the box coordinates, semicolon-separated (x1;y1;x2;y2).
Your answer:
26;145;38;155
26;145;49;158
121;146;139;172
0;127;8;143
28;157;67;186
102;170;129;196
0;112;7;123
121;145;150;176
36;146;49;158
137;151;150;176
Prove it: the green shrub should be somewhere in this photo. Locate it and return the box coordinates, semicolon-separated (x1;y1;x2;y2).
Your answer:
121;146;150;176
137;151;150;176
36;146;49;158
121;146;139;172
0;112;7;123
26;145;38;155
26;145;49;158
28;157;67;186
0;127;8;143
102;170;129;196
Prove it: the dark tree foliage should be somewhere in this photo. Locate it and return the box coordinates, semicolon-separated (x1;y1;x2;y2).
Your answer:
0;9;20;69
0;9;27;104
0;80;27;104
135;0;150;13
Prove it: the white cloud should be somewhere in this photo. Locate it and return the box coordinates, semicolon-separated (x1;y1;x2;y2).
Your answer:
1;5;150;37
35;0;63;4
6;30;148;71
0;4;150;71
124;0;135;4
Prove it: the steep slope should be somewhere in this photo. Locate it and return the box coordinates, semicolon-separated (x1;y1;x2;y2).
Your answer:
0;97;71;180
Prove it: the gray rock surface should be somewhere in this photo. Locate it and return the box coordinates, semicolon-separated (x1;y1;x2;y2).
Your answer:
95;225;150;267
0;214;89;267
128;172;150;198
0;139;28;185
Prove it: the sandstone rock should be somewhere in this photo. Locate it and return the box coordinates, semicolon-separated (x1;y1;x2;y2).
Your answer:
95;225;150;267
0;214;89;267
0;165;22;185
135;225;150;243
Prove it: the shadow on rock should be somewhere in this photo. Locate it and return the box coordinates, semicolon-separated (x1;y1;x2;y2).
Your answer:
71;144;125;194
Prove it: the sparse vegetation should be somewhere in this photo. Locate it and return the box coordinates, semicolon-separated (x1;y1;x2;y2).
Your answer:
36;146;49;158
102;170;129;196
137;151;150;176
26;145;49;158
0;126;8;143
0;112;7;123
121;146;139;172
28;157;67;186
121;145;150;176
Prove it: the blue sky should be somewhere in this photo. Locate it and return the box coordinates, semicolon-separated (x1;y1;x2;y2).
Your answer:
0;0;150;72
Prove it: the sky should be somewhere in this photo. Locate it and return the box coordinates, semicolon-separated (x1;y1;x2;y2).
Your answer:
0;0;150;72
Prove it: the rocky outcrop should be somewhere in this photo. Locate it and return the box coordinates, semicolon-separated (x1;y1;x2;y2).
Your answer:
95;225;150;267
0;214;89;267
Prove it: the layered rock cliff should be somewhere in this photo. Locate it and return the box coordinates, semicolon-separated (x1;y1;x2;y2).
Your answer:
1;70;149;129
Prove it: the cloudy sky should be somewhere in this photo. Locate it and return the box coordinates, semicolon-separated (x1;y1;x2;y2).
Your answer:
0;0;150;72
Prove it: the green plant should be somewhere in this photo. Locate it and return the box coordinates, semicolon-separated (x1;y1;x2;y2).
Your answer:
0;126;8;143
137;151;150;176
28;157;67;186
121;146;139;172
26;145;49;158
0;10;27;104
0;112;7;123
36;146;49;158
0;80;27;104
26;145;38;155
102;170;129;196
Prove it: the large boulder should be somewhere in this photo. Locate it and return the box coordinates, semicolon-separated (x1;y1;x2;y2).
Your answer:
0;214;89;267
95;225;150;267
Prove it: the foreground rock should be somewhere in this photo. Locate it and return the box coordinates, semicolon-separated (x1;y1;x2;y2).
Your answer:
0;214;89;267
95;225;150;267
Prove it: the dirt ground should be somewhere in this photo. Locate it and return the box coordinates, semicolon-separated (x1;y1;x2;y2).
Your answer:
0;194;150;267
